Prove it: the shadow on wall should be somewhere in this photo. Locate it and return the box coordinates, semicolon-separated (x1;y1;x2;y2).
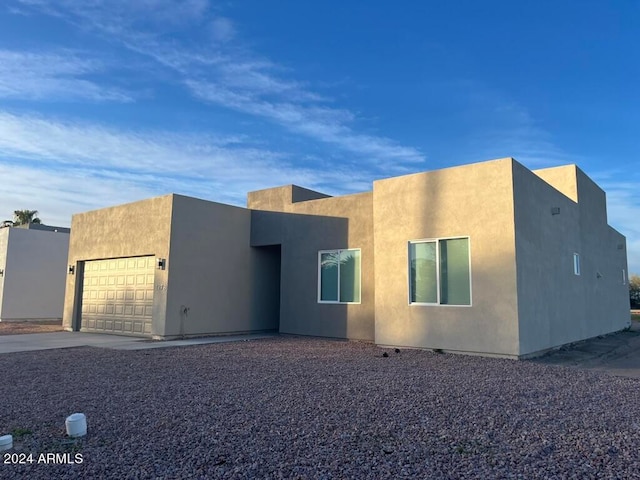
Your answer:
251;210;351;340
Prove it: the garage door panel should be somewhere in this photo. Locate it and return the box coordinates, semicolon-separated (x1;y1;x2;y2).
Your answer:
80;256;154;336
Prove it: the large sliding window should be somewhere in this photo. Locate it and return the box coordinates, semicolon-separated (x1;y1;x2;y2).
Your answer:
409;237;471;306
318;249;361;303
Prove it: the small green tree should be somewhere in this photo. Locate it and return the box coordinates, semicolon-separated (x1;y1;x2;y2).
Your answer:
12;210;41;226
630;274;640;309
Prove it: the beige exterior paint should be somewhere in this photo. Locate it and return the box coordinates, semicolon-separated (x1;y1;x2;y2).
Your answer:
373;158;520;356
249;187;374;340
63;158;628;358
63;195;173;335
63;194;276;338
164;195;272;337
516;163;629;356
0;226;69;321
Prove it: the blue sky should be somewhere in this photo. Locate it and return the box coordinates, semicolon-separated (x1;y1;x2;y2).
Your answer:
0;1;638;273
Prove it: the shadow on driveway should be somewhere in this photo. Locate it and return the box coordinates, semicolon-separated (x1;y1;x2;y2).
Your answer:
0;331;277;354
530;322;640;379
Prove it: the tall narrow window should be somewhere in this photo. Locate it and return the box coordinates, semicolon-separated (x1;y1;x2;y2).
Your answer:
409;237;471;306
318;249;361;303
440;238;471;305
319;251;339;302
409;241;437;303
573;253;581;276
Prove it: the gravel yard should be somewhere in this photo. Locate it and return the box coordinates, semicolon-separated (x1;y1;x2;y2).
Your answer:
1;336;639;479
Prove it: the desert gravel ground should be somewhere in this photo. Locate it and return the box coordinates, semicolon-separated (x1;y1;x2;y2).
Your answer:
1;336;639;480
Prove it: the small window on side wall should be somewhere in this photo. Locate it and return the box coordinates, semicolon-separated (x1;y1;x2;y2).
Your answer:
409;237;471;306
573;253;581;276
318;249;361;303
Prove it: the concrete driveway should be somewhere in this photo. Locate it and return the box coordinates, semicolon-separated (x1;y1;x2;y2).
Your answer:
531;322;640;379
0;331;276;354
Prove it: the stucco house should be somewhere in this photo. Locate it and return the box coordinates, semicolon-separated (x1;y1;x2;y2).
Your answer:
0;223;70;322
62;158;630;358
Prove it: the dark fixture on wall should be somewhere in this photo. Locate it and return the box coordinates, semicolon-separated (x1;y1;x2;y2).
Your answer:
0;269;3;277
157;258;166;270
551;207;560;215
68;265;75;275
617;243;624;250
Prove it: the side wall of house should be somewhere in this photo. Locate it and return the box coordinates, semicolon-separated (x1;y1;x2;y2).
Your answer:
163;195;276;337
62;195;173;335
373;158;520;357
516;165;629;356
0;229;8;319
0;228;69;321
249;188;375;341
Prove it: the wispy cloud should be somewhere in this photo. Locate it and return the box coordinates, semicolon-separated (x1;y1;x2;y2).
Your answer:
0;163;159;225
0;49;133;102
17;0;210;33
0;110;378;224
13;0;426;171
464;97;581;168
186;80;424;169
0;111;262;176
210;16;235;43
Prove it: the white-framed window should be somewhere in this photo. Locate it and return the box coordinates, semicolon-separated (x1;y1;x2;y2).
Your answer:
409;237;471;306
318;249;361;303
573;253;581;276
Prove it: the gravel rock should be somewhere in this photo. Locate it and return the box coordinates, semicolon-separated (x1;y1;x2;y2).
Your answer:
0;336;639;479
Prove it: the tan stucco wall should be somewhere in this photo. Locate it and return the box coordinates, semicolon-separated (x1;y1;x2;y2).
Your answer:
373;158;520;357
163;195;275;337
249;188;375;341
517;164;629;356
63;195;173;334
61;157;629;355
0;229;7;319
0;228;69;321
247;185;331;210
533;165;607;225
533;165;580;202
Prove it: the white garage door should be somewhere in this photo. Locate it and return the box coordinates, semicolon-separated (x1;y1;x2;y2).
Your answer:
80;256;155;336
